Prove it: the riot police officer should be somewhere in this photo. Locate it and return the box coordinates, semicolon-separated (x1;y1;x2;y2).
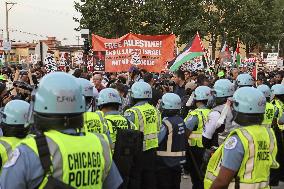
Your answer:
97;88;135;148
0;100;29;170
184;86;212;189
0;72;122;189
204;87;278;189
124;81;161;189
156;93;186;189
270;84;284;186
202;79;235;149
97;88;137;189
257;84;275;127
235;73;254;88
76;78;108;134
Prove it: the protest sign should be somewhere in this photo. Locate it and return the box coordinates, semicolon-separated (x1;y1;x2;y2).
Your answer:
92;33;175;72
87;56;94;72
74;52;84;65
58;52;70;71
44;53;57;73
180;56;204;71
0;53;4;65
30;54;38;64
93;51;105;71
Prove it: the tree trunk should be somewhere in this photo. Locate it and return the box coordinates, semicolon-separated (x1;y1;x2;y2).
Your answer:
246;43;250;57
212;39;217;60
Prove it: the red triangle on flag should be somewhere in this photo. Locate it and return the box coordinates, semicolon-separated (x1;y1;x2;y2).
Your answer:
188;32;204;53
236;38;240;54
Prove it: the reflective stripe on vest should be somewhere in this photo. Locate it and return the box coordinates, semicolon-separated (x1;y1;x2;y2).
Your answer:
97;111;108;127
93;133;112;181
0;137;21;168
0;140;11;167
265;127;279;169
157;120;186;157
239;129;254;179
133;107;158;151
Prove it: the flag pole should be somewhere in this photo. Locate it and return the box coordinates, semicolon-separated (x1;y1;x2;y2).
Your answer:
236;38;240;71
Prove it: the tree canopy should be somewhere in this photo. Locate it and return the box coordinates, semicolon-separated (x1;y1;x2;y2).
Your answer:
74;0;284;56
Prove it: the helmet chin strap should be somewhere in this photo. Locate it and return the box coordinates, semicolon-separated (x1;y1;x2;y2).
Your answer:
1;124;28;138
34;113;83;132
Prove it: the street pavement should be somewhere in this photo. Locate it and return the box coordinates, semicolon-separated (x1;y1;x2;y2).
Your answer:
180;178;284;189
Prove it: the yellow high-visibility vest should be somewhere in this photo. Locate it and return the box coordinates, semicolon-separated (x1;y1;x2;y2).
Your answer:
21;130;112;189
204;125;278;189
125;103;161;151
0;137;21;169
83;111;108;134
184;108;211;147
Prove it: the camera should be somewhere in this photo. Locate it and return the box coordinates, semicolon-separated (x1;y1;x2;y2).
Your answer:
154;79;175;93
19;70;28;75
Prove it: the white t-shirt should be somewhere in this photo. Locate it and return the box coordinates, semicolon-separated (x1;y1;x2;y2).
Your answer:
202;110;221;139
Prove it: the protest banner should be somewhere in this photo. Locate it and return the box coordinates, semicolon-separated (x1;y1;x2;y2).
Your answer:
92;33;175;72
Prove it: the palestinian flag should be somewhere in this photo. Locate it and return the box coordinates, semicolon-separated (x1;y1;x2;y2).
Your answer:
220;41;232;64
236;38;241;66
170;32;204;71
221;41;229;52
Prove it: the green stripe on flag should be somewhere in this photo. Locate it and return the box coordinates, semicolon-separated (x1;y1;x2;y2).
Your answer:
236;54;241;66
170;52;203;71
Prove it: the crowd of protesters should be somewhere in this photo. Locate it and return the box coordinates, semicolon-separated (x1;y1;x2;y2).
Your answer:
0;61;283;111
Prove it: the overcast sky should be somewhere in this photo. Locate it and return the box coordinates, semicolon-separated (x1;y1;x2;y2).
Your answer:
0;0;83;45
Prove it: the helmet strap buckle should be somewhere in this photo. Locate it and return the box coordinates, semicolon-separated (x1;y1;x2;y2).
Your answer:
63;116;69;128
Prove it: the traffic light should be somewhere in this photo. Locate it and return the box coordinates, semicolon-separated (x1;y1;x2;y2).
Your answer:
83;39;90;54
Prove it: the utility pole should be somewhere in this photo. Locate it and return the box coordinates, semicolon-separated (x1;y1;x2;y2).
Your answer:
5;1;17;63
76;36;80;47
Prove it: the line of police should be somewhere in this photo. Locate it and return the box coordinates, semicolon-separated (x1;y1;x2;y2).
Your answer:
0;71;283;189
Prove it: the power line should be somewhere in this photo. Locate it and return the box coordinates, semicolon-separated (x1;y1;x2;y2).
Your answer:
19;2;76;17
9;28;49;38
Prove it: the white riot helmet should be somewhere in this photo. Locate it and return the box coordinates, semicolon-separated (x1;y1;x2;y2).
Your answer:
161;93;181;110
2;100;30;125
194;86;211;101
1;100;30;138
257;84;271;98
76;78;94;97
97;88;122;106
33;72;85;131
236;73;254;88
76;78;96;111
130;81;152;99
